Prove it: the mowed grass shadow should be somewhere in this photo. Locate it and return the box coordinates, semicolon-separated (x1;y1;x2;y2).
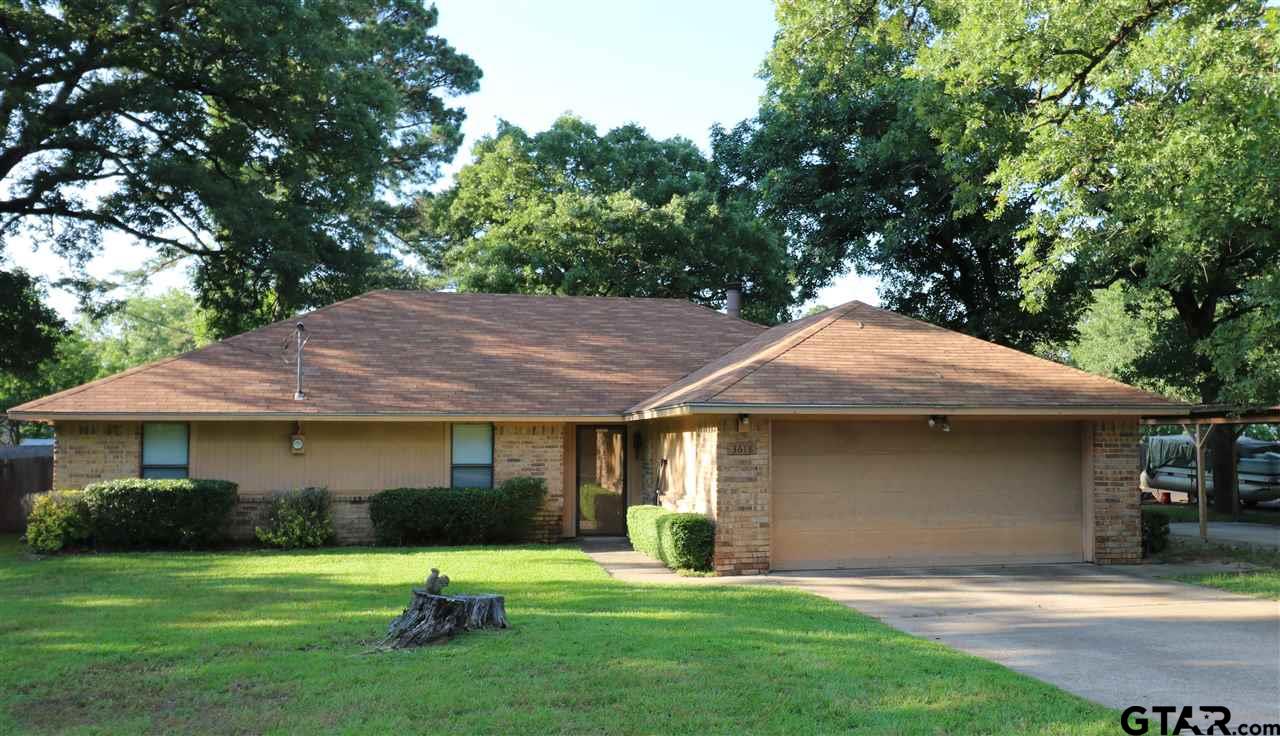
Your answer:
0;537;1118;735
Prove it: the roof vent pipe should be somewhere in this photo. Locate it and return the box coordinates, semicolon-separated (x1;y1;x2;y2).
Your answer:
290;323;309;401
725;283;743;319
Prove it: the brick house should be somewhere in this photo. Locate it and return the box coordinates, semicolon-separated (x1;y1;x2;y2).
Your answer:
8;290;1187;574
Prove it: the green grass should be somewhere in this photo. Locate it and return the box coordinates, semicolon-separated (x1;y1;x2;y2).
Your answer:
1173;570;1280;600
1141;503;1280;526
0;535;1118;735
1153;538;1280;601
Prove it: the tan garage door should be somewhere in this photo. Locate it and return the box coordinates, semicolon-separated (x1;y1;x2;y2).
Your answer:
772;420;1083;570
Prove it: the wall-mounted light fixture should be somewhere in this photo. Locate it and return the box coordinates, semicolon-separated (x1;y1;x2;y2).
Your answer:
927;415;951;433
737;413;751;433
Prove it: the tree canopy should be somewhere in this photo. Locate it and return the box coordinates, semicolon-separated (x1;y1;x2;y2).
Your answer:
0;268;64;376
0;288;211;442
917;0;1280;404
415;116;795;324
0;0;480;337
713;0;1088;351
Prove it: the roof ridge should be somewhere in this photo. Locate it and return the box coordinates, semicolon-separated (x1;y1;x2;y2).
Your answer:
14;290;386;413
702;301;864;403
854;301;1179;404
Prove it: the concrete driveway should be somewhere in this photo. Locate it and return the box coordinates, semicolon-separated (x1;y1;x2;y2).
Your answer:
581;541;1280;724
768;565;1280;725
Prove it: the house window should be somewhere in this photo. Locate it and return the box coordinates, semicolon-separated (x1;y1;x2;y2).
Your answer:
142;423;189;479
451;423;493;488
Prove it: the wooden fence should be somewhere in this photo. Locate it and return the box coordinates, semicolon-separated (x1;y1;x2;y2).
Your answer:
0;447;53;533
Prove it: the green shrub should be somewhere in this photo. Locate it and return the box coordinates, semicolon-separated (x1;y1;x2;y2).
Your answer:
83;479;237;549
369;477;547;546
24;491;92;554
627;505;714;572
626;505;667;558
657;513;715;571
255;488;335;549
1142;510;1170;556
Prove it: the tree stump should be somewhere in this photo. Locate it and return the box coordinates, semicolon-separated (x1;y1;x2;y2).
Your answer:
380;589;508;649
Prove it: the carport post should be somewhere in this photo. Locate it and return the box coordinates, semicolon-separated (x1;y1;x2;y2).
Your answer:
1183;422;1214;542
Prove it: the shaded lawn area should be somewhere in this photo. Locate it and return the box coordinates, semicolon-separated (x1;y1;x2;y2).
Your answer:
0;536;1118;735
1154;537;1280;601
1141;503;1280;526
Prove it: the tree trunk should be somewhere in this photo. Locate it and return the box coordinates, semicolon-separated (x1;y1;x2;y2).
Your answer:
380;590;507;649
1208;426;1237;515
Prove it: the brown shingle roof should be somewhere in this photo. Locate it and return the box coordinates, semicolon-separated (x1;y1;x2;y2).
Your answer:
628;301;1185;414
10;292;1186;421
10;291;764;419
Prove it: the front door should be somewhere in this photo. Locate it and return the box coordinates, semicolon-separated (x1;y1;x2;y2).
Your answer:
577;426;627;536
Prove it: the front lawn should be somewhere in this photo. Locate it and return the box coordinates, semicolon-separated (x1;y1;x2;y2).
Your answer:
1152;537;1280;601
0;536;1117;734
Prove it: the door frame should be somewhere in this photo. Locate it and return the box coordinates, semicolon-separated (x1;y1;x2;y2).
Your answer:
574;424;629;537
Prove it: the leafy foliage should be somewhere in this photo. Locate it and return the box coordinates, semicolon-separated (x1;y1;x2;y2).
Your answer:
23;491;91;554
0;328;101;443
1;289;211;443
714;0;1087;349
0;269;65;376
0;0;481;336
82;479;238;549
917;0;1280;403
626;505;714;571
416;116;794;324
80;289;213;376
1141;510;1171;557
255;488;336;549
369;477;547;546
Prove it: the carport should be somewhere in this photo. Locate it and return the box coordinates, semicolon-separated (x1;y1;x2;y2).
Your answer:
1145;404;1280;541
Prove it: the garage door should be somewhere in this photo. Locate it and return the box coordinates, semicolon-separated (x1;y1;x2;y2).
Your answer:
772;420;1084;570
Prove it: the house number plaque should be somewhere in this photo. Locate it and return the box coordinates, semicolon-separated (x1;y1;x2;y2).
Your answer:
725;440;756;456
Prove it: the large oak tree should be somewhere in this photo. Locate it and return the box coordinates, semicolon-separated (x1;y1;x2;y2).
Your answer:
416;116;795;324
0;0;480;336
714;0;1089;351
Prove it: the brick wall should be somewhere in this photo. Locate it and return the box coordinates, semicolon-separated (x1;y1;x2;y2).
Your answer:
1089;419;1142;564
641;417;718;515
493;422;565;542
712;417;771;575
229;494;376;545
637;415;771;576
53;421;140;488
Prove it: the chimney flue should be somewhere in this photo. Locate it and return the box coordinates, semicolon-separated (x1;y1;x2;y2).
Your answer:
725;283;743;319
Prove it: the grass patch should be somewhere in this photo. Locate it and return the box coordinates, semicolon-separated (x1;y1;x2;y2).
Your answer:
0;535;1118;734
1141;503;1280;526
1152;537;1280;601
1173;571;1280;600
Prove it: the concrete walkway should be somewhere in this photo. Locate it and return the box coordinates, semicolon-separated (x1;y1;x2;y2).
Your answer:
581;538;1280;725
1169;521;1280;550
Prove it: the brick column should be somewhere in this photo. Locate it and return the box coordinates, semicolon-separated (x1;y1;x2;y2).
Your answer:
493;423;565;542
1089;419;1142;564
713;416;771;575
53;421;141;489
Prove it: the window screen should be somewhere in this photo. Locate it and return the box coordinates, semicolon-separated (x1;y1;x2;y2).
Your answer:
142;423;189;479
451;423;493;488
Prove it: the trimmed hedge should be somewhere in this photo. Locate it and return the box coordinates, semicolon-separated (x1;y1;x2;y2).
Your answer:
256;488;335;549
24;491;92;554
82;478;238;549
626;505;715;572
1141;509;1170;556
369;476;547;546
